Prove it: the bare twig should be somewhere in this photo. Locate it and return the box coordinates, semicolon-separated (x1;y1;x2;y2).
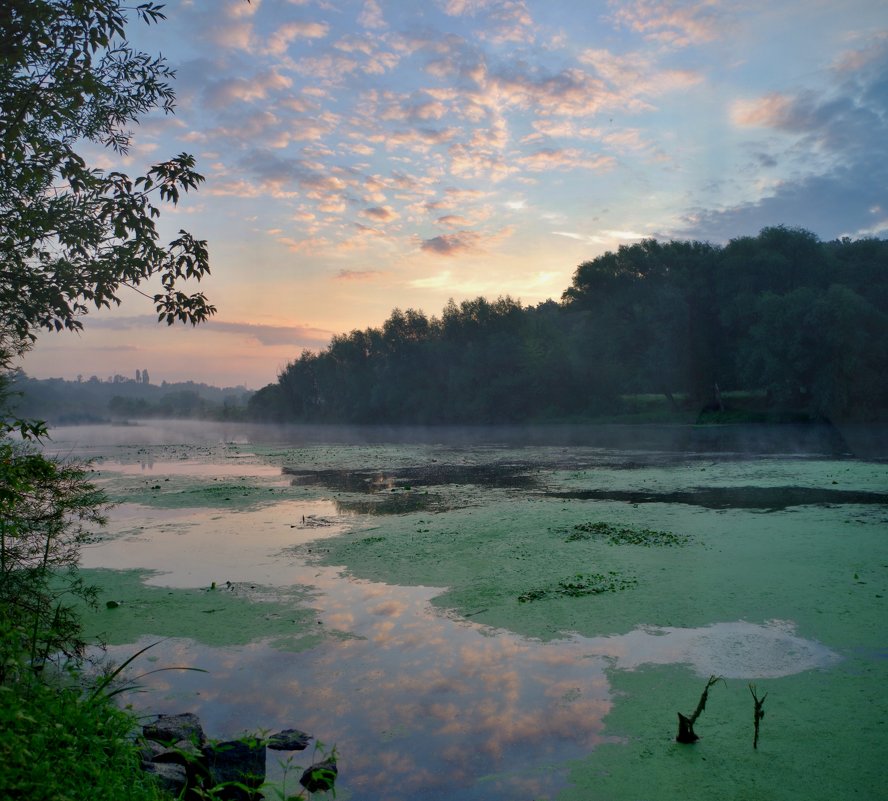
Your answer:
749;684;767;749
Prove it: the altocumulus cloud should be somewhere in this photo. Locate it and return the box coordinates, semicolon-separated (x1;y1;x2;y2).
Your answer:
420;231;483;255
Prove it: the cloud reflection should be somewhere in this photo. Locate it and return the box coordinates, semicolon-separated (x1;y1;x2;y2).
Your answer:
90;449;841;801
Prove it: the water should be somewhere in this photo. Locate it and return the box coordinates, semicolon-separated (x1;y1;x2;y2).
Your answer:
42;421;886;801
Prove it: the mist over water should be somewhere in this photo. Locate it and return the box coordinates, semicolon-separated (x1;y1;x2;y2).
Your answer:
44;417;867;455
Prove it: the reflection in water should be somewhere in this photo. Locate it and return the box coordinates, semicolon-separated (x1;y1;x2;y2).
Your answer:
589;620;840;678
88;481;840;801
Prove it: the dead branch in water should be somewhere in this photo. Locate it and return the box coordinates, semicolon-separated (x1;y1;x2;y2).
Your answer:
676;675;724;744
749;684;767;749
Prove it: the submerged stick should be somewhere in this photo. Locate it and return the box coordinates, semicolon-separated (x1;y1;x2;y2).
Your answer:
749;684;767;749
676;675;723;744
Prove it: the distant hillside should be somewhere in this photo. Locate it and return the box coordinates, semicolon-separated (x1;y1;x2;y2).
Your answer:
8;373;254;424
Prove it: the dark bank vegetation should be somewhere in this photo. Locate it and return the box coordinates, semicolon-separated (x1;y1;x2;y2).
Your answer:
250;227;888;425
0;1;223;798
0;372;167;800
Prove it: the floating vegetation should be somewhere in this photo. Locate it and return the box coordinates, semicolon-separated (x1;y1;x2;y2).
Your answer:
565;521;691;547
546;486;888;511
518;571;637;603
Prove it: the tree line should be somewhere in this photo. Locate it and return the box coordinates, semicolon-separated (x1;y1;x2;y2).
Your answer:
10;373;252;424
249;227;888;424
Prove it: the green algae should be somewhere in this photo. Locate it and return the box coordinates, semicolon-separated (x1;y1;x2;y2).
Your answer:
302;452;887;801
560;663;887;801
77;568;332;651
99;474;304;510
46;427;888;801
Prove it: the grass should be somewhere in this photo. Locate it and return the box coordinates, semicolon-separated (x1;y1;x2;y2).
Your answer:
0;678;169;801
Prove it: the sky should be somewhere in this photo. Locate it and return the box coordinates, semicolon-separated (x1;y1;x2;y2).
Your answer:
22;0;888;389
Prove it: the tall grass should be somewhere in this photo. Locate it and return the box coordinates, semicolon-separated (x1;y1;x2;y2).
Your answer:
0;678;169;801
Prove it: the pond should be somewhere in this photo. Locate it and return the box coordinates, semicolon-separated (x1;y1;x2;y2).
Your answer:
43;421;888;801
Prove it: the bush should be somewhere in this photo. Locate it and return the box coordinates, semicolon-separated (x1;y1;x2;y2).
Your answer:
0;441;106;682
0;680;168;801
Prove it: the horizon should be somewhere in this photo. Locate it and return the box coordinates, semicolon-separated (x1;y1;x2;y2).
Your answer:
21;0;888;390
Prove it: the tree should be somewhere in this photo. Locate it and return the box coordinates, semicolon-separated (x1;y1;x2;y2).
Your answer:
0;0;216;354
0;0;223;680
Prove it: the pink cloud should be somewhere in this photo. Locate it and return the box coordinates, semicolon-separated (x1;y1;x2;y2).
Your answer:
205;71;292;108
265;21;330;55
421;230;483;255
731;93;794;128
610;0;724;48
359;0;386;29
520;147;615;172
361;205;399;221
335;269;385;281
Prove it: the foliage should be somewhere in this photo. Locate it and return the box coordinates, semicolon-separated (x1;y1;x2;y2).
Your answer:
0;5;228;800
0;680;168;801
0;0;215;348
0;438;106;683
87;639;207;704
250;227;888;424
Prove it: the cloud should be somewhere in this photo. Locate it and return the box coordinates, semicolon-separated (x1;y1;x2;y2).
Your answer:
265;21;330;55
436;214;471;227
676;161;888;242
204;71;292;108
519;148;616;172
731;93;795;128
205;320;334;347
82;315;332;348
420;226;513;256
335;269;385;281
211;20;254;50
609;0;725;48
361;205;399;221
420;231;482;256
359;0;386;29
553;229;646;245
579;47;703;105
332;36;401;74
685;32;888;241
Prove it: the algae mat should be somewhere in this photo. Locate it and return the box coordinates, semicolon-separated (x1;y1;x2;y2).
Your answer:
298;446;888;800
53;423;888;801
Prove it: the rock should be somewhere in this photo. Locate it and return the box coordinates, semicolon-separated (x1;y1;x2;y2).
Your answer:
152;738;204;766
267;729;311;751
138;739;166;764
143;762;188;796
203;738;266;801
143;713;206;748
299;757;337;793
